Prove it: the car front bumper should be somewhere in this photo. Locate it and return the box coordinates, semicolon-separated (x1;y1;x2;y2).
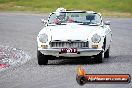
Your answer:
38;48;103;57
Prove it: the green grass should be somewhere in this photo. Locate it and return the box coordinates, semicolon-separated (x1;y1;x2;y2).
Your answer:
0;0;132;17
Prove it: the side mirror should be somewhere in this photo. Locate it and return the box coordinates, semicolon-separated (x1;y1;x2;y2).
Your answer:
104;21;110;25
41;19;48;24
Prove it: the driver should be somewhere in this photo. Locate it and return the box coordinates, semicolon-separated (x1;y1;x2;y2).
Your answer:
54;8;74;24
56;12;67;22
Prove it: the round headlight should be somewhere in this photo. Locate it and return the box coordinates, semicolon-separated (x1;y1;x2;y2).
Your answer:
91;34;101;43
39;34;48;43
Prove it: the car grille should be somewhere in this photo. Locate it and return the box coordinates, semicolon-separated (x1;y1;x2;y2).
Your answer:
50;40;88;48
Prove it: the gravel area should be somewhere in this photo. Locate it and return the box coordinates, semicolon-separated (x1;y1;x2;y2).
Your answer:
0;45;31;71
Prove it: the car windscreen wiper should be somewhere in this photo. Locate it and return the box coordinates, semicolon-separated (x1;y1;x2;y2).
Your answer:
52;22;67;25
79;22;90;25
88;23;99;26
79;22;99;26
57;23;67;25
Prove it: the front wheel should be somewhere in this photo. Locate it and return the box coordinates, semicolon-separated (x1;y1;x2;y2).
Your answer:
104;47;110;58
37;51;48;65
94;51;104;63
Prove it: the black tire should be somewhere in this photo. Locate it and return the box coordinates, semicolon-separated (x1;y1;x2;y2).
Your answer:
104;47;110;58
37;51;48;65
94;51;104;63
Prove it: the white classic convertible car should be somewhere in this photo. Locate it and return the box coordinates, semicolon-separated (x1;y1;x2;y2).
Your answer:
37;8;112;65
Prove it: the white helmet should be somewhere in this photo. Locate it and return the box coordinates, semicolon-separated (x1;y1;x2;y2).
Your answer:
56;7;66;12
55;8;67;21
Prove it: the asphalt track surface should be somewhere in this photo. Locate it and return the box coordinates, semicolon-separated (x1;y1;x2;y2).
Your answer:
0;13;132;88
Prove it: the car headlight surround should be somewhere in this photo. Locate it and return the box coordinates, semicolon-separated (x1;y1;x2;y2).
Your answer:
91;34;101;43
39;34;48;43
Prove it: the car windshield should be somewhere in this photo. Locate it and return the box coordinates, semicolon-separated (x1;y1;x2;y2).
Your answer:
48;12;102;25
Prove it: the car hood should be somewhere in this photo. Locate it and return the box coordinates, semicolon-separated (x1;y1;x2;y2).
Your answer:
42;24;104;41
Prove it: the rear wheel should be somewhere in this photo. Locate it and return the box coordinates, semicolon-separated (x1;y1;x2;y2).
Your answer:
37;50;48;65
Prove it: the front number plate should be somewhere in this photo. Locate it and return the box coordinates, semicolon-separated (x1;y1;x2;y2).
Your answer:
61;48;77;53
